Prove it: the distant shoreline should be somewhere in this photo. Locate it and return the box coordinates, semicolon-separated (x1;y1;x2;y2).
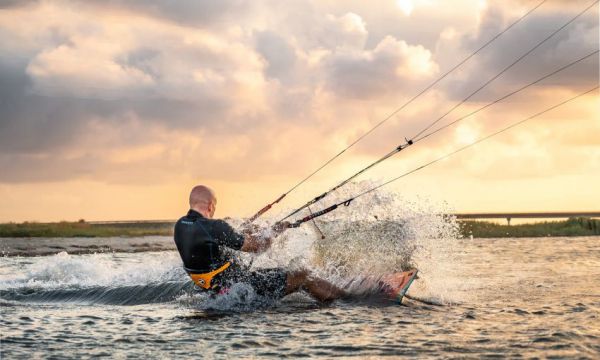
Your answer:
0;217;599;238
459;217;600;238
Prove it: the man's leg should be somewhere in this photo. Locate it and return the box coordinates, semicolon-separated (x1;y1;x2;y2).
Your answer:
285;269;347;302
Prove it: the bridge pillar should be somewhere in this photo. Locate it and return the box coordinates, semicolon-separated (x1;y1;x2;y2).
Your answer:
507;217;511;226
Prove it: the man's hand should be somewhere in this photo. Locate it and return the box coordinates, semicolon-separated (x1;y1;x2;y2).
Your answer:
272;221;291;235
241;223;261;236
240;222;291;253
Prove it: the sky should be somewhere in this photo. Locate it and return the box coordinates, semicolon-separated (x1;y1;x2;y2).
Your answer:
0;0;598;222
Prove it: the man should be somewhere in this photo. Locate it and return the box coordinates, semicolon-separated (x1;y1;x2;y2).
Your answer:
174;185;346;302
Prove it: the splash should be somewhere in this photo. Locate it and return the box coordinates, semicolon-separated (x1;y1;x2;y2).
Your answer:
177;282;275;312
251;180;465;304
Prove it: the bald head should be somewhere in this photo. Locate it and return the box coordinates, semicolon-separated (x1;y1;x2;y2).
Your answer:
189;185;217;218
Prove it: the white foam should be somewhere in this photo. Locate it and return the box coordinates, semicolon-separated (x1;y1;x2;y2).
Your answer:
0;251;184;291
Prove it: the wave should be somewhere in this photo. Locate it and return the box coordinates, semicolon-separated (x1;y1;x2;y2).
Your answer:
0;281;195;305
0;251;184;289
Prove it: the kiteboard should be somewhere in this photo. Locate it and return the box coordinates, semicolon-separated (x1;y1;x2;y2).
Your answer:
377;269;418;304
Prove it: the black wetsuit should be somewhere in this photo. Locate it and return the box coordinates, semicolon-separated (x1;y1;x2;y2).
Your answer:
174;209;287;298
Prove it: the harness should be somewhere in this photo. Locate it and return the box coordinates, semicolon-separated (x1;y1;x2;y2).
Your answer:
187;262;231;290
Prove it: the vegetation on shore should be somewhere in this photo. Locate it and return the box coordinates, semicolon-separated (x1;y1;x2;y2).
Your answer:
0;221;174;238
459;217;600;238
0;217;599;238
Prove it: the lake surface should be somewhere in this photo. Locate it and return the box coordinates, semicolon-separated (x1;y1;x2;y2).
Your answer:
1;235;599;358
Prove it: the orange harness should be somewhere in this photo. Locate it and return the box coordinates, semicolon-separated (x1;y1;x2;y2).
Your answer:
188;262;231;290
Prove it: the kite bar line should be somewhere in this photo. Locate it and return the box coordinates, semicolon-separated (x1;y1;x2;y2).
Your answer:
244;0;551;223
284;86;598;229
278;47;598;223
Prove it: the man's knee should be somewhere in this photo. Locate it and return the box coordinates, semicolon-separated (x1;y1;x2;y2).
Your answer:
286;269;310;290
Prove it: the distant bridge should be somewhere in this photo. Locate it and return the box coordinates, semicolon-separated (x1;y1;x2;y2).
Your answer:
454;212;600;225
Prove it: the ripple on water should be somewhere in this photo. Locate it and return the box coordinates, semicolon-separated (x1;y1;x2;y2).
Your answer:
1;236;600;358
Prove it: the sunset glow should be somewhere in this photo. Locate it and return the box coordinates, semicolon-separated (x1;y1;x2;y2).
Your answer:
0;0;598;222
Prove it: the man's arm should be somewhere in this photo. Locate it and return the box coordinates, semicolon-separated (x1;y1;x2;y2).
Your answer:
240;222;289;253
214;220;289;253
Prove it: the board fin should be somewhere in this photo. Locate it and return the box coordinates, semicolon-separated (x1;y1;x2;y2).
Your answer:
380;269;418;304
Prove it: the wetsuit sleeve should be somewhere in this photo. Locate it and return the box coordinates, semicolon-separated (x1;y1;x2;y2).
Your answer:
212;220;245;250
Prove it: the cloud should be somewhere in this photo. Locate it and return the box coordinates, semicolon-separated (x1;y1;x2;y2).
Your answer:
79;0;255;28
445;1;599;101
0;2;269;150
0;58;91;154
254;31;298;84
322;35;438;99
0;0;38;9
0;0;597;195
320;12;368;51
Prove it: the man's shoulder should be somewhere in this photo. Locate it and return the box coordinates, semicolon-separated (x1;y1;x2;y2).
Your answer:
175;215;194;226
174;215;203;234
178;217;195;224
211;218;234;229
175;215;231;228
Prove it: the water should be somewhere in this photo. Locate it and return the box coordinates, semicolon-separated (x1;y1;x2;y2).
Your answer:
1;188;599;358
2;235;599;358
